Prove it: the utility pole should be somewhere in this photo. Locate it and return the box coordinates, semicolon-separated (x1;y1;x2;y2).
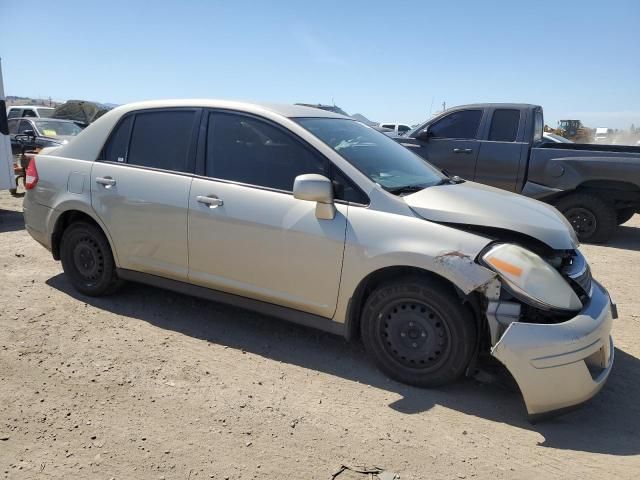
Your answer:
442;101;446;111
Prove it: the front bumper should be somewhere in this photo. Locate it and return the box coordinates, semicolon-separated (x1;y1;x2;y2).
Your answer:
491;280;614;418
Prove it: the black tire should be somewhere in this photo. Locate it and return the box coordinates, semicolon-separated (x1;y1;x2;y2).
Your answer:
60;222;122;296
616;208;636;226
555;193;617;244
360;276;476;387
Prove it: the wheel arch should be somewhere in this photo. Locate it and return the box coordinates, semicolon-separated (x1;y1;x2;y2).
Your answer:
343;265;485;342
51;208;118;265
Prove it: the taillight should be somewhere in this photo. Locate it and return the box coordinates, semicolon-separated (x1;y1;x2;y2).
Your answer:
25;157;39;190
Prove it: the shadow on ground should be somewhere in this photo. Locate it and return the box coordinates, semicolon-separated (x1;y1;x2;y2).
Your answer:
601;223;640;252
0;207;25;233
47;273;640;456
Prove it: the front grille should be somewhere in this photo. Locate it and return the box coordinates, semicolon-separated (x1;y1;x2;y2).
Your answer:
562;251;593;298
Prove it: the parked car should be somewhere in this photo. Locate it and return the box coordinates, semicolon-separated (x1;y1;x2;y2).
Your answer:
52;100;113;128
7;118;82;193
379;122;412;136
23;100;616;419
395;104;640;242
7;105;54;119
594;127;613;144
8;117;82;155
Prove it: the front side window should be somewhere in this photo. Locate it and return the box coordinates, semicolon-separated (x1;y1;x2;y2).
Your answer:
22;109;37;118
206;112;327;192
398;125;411;133
488;109;520;142
297;118;445;192
429;110;482;139
127;110;197;172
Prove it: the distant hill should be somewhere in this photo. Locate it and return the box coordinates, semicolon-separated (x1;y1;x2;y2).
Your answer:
6;96;60;107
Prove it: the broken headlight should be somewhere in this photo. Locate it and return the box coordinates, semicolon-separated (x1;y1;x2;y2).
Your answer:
481;243;582;312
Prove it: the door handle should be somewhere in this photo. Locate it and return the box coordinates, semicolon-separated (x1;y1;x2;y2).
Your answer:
95;176;116;187
196;195;224;208
453;148;473;154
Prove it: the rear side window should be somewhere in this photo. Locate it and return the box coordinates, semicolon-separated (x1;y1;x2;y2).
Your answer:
7;109;22;119
127;110;197;172
430;110;482;139
8;119;19;134
533;109;543;142
104;115;133;163
488;109;520;142
18;120;33;134
206;112;327;191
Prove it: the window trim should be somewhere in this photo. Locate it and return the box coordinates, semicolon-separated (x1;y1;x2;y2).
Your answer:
98;107;202;175
199;108;370;206
428;109;483;140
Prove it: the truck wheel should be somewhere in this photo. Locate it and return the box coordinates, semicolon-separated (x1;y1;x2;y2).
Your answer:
555;193;617;244
360;276;476;387
60;222;122;296
616;208;636;225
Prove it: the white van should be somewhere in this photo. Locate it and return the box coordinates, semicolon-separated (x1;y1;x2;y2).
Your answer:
594;127;613;143
6;105;54;119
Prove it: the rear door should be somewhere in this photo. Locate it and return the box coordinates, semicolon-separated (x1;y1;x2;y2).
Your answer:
410;109;483;180
188;110;348;318
91;108;201;280
475;108;528;191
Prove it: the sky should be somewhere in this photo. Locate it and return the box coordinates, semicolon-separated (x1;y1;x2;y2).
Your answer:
1;0;639;129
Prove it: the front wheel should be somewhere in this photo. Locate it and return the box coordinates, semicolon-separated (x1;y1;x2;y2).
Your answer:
555;193;617;244
60;222;122;296
360;277;476;387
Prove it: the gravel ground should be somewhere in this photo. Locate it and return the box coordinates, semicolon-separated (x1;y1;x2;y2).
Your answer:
1;190;639;479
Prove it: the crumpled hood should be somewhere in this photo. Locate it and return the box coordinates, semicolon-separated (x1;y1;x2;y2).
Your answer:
404;181;578;250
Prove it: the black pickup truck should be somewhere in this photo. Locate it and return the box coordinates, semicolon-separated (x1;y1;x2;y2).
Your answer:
395;103;640;243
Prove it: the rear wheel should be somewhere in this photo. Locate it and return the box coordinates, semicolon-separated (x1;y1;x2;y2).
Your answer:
555;193;617;244
60;222;122;296
360;276;476;387
616;208;636;225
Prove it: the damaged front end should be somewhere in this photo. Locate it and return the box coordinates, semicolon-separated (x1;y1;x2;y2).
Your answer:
473;247;616;419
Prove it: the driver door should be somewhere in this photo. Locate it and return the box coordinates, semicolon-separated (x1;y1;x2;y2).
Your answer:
410;109;484;180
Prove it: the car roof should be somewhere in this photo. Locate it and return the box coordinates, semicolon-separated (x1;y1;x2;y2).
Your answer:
8;105;54;110
10;117;77;124
449;103;540;110
108;99;350;119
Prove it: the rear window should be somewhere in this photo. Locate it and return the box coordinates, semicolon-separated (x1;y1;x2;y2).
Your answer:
36;108;54;118
488;109;520;142
127;110;197;172
103;116;133;163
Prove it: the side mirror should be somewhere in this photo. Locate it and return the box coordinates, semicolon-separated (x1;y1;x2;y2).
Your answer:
23;129;35;137
416;126;432;141
293;174;336;220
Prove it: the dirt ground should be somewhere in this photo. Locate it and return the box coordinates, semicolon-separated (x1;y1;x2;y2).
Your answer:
1;190;639;480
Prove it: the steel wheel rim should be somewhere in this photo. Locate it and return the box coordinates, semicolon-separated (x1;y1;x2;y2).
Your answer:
565;207;597;237
379;299;452;371
72;236;104;285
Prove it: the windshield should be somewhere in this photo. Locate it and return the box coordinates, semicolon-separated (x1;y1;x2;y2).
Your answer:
36;108;54;118
34;120;82;137
296;118;445;191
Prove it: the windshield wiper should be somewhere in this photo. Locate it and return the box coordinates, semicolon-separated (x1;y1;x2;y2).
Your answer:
386;184;431;195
